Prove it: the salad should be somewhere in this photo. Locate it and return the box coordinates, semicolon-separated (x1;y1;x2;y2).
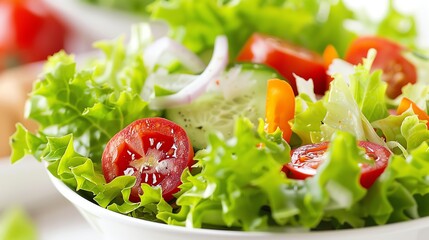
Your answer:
10;0;429;232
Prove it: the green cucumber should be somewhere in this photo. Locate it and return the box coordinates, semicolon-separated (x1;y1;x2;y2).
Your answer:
165;63;282;149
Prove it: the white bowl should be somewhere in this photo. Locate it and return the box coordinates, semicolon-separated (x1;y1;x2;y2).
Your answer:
48;172;429;240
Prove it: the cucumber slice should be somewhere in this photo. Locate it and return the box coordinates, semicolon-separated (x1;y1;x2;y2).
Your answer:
165;63;281;149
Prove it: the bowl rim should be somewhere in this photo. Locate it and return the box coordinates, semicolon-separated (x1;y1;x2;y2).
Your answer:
47;171;429;238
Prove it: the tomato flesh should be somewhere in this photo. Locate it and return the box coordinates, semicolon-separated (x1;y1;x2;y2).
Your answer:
237;33;328;95
345;36;417;99
102;117;194;202
283;141;390;188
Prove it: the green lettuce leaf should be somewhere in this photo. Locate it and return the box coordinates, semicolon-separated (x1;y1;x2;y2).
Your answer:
292;94;327;145
92;31;147;93
372;109;429;153
349;49;388;122
321;74;384;146
10;124;46;163
24;54;152;161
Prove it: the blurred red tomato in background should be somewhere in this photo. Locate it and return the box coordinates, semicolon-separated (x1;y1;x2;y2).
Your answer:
0;0;68;71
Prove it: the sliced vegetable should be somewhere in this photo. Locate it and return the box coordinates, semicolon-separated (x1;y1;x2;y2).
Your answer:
237;33;328;95
143;36;205;73
283;141;391;188
397;97;429;128
265;79;295;142
344;36;417;98
166;63;280;149
102;117;194;202
148;35;228;109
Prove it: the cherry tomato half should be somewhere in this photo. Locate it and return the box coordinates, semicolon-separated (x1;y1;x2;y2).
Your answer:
237;33;328;95
102;117;194;202
0;0;68;70
344;36;417;99
283;141;391;188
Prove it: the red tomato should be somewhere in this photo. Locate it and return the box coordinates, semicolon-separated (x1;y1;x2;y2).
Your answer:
345;36;417;99
283;141;391;188
237;33;328;95
102;117;194;202
0;0;67;70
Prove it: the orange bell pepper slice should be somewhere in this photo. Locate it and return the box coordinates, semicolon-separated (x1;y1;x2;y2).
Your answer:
397;97;429;128
265;79;295;142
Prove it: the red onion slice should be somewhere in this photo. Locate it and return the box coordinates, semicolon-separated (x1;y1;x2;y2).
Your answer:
149;36;229;109
144;37;205;73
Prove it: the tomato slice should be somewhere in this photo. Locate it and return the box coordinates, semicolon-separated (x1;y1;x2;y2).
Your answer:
237;33;328;95
344;36;417;99
283;141;390;188
102;117;194;202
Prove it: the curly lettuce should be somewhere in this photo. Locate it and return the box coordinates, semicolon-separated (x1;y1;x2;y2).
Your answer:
11;25;158;163
158;118;429;230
